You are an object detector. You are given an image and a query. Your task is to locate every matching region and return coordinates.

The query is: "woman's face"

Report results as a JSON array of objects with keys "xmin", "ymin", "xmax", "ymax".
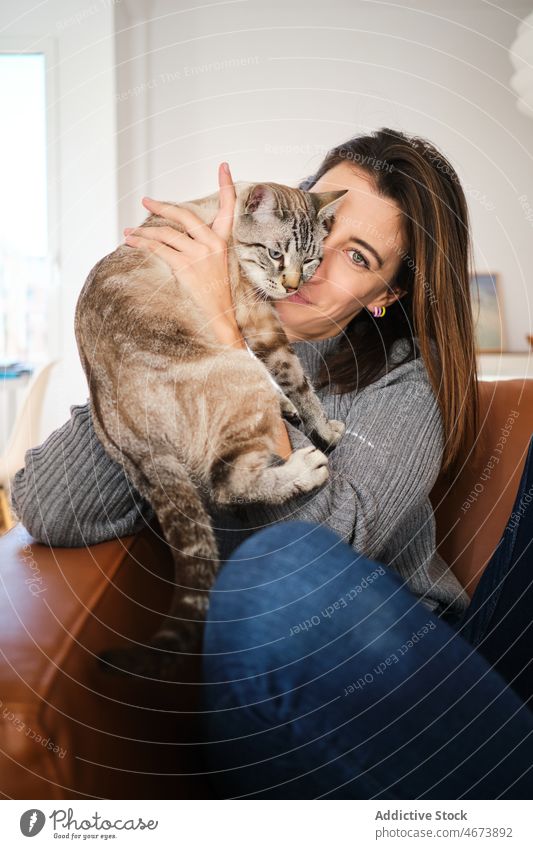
[{"xmin": 273, "ymin": 161, "xmax": 407, "ymax": 342}]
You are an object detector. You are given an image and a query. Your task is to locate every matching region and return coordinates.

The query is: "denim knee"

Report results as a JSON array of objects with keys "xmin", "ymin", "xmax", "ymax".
[
  {"xmin": 210, "ymin": 519, "xmax": 389, "ymax": 601},
  {"xmin": 203, "ymin": 520, "xmax": 408, "ymax": 686}
]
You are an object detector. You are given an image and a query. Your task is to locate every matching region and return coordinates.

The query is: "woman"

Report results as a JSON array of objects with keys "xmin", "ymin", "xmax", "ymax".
[{"xmin": 10, "ymin": 128, "xmax": 533, "ymax": 798}]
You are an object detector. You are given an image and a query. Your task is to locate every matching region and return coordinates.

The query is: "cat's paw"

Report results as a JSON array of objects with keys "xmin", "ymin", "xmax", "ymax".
[
  {"xmin": 278, "ymin": 393, "xmax": 301, "ymax": 424},
  {"xmin": 286, "ymin": 445, "xmax": 329, "ymax": 493},
  {"xmin": 310, "ymin": 419, "xmax": 346, "ymax": 452}
]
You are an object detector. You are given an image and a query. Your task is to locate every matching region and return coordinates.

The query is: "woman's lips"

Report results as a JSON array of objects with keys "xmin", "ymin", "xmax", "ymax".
[{"xmin": 285, "ymin": 289, "xmax": 311, "ymax": 304}]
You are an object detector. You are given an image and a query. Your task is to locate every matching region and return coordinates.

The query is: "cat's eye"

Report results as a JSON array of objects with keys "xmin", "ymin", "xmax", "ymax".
[
  {"xmin": 268, "ymin": 248, "xmax": 283, "ymax": 260},
  {"xmin": 303, "ymin": 257, "xmax": 321, "ymax": 266}
]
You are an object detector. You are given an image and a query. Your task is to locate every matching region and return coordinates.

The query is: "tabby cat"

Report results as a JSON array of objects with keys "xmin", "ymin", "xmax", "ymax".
[{"xmin": 74, "ymin": 181, "xmax": 347, "ymax": 680}]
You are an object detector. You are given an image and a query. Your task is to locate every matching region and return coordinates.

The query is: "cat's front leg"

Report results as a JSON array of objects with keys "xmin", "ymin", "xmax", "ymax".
[
  {"xmin": 275, "ymin": 361, "xmax": 345, "ymax": 451},
  {"xmin": 278, "ymin": 392, "xmax": 301, "ymax": 425},
  {"xmin": 235, "ymin": 299, "xmax": 345, "ymax": 451}
]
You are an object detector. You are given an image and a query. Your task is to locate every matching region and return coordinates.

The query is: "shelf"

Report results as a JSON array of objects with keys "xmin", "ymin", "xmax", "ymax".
[{"xmin": 477, "ymin": 352, "xmax": 533, "ymax": 380}]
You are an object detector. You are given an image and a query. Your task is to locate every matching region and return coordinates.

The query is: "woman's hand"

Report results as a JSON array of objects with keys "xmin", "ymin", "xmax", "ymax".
[{"xmin": 123, "ymin": 162, "xmax": 240, "ymax": 341}]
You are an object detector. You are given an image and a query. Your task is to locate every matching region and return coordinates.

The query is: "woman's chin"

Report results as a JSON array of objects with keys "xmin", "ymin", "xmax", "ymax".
[{"xmin": 276, "ymin": 295, "xmax": 310, "ymax": 309}]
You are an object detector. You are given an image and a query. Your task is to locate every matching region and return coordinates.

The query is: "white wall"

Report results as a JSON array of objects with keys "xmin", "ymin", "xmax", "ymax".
[
  {"xmin": 116, "ymin": 0, "xmax": 533, "ymax": 353},
  {"xmin": 1, "ymin": 0, "xmax": 118, "ymax": 441}
]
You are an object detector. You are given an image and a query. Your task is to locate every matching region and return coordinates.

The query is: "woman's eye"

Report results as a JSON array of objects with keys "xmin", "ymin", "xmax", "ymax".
[
  {"xmin": 347, "ymin": 249, "xmax": 369, "ymax": 269},
  {"xmin": 268, "ymin": 248, "xmax": 283, "ymax": 260}
]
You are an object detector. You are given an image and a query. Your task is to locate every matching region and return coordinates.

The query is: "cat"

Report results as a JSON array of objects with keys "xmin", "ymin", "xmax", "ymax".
[{"xmin": 74, "ymin": 180, "xmax": 347, "ymax": 681}]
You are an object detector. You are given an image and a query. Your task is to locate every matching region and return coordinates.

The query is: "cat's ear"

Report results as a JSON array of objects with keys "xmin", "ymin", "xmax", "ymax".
[
  {"xmin": 311, "ymin": 189, "xmax": 349, "ymax": 219},
  {"xmin": 243, "ymin": 184, "xmax": 279, "ymax": 219}
]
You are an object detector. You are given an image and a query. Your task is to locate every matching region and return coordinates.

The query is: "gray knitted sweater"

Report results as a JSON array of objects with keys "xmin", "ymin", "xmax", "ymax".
[{"xmin": 9, "ymin": 329, "xmax": 470, "ymax": 616}]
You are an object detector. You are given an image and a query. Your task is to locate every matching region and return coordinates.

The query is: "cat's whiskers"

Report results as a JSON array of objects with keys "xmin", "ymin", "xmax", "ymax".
[{"xmin": 240, "ymin": 286, "xmax": 266, "ymax": 309}]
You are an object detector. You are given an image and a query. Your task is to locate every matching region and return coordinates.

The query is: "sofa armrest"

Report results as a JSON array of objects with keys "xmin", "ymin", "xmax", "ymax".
[
  {"xmin": 431, "ymin": 379, "xmax": 533, "ymax": 596},
  {"xmin": 0, "ymin": 520, "xmax": 211, "ymax": 799}
]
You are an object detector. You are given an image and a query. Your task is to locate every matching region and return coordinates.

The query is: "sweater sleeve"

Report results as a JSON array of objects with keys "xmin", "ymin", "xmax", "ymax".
[
  {"xmin": 8, "ymin": 401, "xmax": 155, "ymax": 547},
  {"xmin": 8, "ymin": 359, "xmax": 441, "ymax": 565},
  {"xmin": 240, "ymin": 362, "xmax": 445, "ymax": 563}
]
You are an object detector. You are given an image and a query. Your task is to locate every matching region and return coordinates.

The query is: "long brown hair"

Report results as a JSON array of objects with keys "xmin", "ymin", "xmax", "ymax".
[{"xmin": 298, "ymin": 127, "xmax": 479, "ymax": 478}]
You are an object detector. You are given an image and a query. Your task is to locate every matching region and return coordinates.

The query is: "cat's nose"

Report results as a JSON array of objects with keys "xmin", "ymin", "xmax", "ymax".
[{"xmin": 282, "ymin": 271, "xmax": 301, "ymax": 291}]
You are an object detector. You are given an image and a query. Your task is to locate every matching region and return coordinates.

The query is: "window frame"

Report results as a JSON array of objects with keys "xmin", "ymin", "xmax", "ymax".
[{"xmin": 0, "ymin": 36, "xmax": 60, "ymax": 361}]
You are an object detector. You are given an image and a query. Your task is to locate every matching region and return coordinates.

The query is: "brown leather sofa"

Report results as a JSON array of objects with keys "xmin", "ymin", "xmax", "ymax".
[{"xmin": 1, "ymin": 378, "xmax": 532, "ymax": 799}]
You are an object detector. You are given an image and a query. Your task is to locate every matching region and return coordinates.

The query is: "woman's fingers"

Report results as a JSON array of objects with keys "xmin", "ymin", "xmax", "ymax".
[
  {"xmin": 211, "ymin": 161, "xmax": 236, "ymax": 242},
  {"xmin": 124, "ymin": 225, "xmax": 198, "ymax": 253},
  {"xmin": 138, "ymin": 162, "xmax": 235, "ymax": 249},
  {"xmin": 141, "ymin": 197, "xmax": 222, "ymax": 249},
  {"xmin": 123, "ymin": 233, "xmax": 187, "ymax": 269}
]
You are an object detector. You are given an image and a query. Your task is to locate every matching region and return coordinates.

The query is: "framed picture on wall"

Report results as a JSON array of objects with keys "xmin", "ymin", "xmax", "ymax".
[{"xmin": 469, "ymin": 272, "xmax": 505, "ymax": 353}]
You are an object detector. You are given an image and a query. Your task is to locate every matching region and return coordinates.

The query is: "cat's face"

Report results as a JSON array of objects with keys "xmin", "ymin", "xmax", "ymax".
[{"xmin": 232, "ymin": 183, "xmax": 348, "ymax": 300}]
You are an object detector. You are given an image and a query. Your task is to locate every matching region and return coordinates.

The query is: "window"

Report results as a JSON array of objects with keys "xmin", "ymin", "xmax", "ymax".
[{"xmin": 0, "ymin": 53, "xmax": 50, "ymax": 363}]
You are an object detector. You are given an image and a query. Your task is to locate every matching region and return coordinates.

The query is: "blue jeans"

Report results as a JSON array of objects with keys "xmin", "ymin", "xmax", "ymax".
[{"xmin": 200, "ymin": 436, "xmax": 533, "ymax": 799}]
